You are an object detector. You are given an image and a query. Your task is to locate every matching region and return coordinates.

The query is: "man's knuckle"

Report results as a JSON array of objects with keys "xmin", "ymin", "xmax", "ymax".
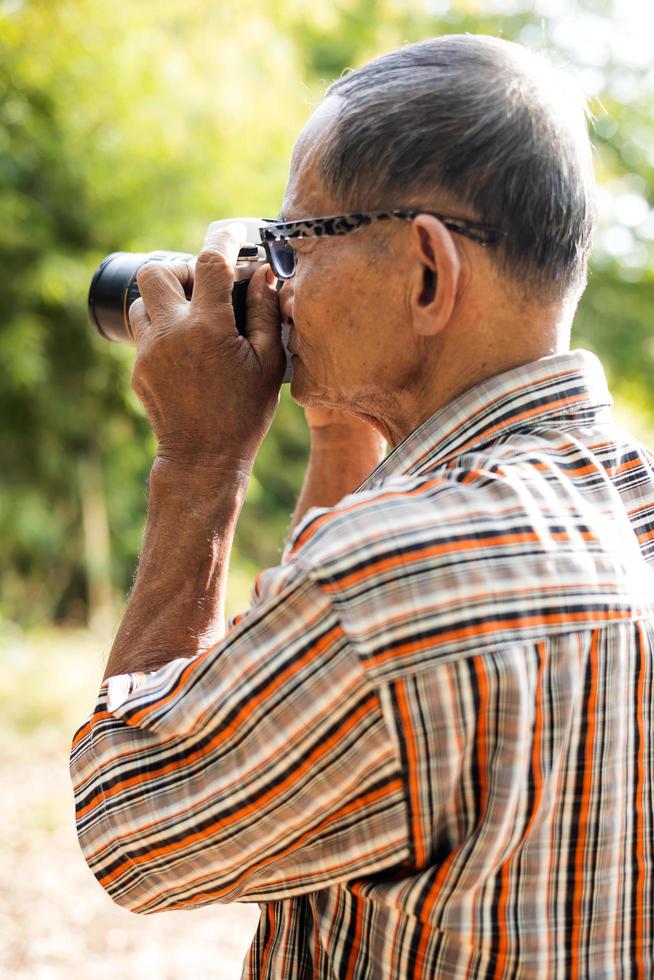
[
  {"xmin": 130, "ymin": 367, "xmax": 145, "ymax": 398},
  {"xmin": 134, "ymin": 335, "xmax": 154, "ymax": 365},
  {"xmin": 196, "ymin": 248, "xmax": 231, "ymax": 275},
  {"xmin": 136, "ymin": 264, "xmax": 158, "ymax": 288}
]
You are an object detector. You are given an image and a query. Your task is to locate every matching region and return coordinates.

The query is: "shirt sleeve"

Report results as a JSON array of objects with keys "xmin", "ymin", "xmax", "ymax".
[{"xmin": 69, "ymin": 560, "xmax": 410, "ymax": 914}]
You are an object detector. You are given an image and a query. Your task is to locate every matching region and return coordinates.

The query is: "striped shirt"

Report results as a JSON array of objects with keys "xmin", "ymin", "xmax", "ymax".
[{"xmin": 70, "ymin": 348, "xmax": 654, "ymax": 978}]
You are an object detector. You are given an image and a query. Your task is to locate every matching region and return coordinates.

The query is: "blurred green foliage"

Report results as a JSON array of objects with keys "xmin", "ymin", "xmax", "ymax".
[{"xmin": 1, "ymin": 0, "xmax": 652, "ymax": 627}]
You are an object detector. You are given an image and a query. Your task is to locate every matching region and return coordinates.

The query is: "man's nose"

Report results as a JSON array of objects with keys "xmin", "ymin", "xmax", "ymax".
[{"xmin": 278, "ymin": 279, "xmax": 294, "ymax": 325}]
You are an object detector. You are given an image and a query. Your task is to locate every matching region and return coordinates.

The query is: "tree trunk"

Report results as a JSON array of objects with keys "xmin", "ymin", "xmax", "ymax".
[{"xmin": 78, "ymin": 452, "xmax": 115, "ymax": 639}]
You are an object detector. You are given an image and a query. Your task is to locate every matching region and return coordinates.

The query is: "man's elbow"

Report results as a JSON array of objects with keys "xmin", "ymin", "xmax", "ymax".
[
  {"xmin": 70, "ymin": 720, "xmax": 258, "ymax": 912},
  {"xmin": 70, "ymin": 727, "xmax": 188, "ymax": 914}
]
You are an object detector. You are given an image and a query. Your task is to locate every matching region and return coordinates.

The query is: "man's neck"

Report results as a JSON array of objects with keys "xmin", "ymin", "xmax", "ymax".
[{"xmin": 373, "ymin": 312, "xmax": 573, "ymax": 447}]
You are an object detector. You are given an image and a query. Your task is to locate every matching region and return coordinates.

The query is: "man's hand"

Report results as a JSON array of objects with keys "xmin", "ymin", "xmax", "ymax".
[
  {"xmin": 101, "ymin": 223, "xmax": 286, "ymax": 681},
  {"xmin": 304, "ymin": 405, "xmax": 386, "ymax": 443},
  {"xmin": 289, "ymin": 406, "xmax": 388, "ymax": 535},
  {"xmin": 129, "ymin": 222, "xmax": 286, "ymax": 474}
]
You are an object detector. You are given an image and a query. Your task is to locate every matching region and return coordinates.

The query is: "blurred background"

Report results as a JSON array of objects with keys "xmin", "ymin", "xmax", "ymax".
[{"xmin": 0, "ymin": 0, "xmax": 652, "ymax": 976}]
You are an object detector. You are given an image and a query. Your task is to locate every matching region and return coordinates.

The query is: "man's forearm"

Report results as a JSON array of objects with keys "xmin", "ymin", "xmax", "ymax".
[
  {"xmin": 102, "ymin": 458, "xmax": 249, "ymax": 682},
  {"xmin": 290, "ymin": 424, "xmax": 387, "ymax": 533}
]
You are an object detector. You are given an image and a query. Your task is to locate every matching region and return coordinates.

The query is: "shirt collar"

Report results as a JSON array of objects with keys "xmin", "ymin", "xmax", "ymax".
[{"xmin": 358, "ymin": 349, "xmax": 613, "ymax": 491}]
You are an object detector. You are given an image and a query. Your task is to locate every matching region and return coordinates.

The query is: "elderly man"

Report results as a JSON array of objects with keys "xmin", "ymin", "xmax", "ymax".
[{"xmin": 71, "ymin": 35, "xmax": 654, "ymax": 979}]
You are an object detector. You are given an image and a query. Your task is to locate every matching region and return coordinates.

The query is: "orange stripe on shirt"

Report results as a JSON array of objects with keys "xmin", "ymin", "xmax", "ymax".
[
  {"xmin": 569, "ymin": 630, "xmax": 598, "ymax": 980},
  {"xmin": 394, "ymin": 679, "xmax": 426, "ymax": 869},
  {"xmin": 366, "ymin": 608, "xmax": 636, "ymax": 671}
]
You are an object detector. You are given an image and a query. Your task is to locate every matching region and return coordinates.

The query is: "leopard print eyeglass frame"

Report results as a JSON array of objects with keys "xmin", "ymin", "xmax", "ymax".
[{"xmin": 258, "ymin": 209, "xmax": 509, "ymax": 280}]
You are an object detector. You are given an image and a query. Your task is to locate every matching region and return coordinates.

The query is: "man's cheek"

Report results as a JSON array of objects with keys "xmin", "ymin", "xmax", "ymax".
[{"xmin": 295, "ymin": 284, "xmax": 328, "ymax": 344}]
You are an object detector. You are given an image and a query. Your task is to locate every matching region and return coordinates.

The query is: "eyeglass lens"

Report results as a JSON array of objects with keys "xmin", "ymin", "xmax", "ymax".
[{"xmin": 267, "ymin": 239, "xmax": 296, "ymax": 280}]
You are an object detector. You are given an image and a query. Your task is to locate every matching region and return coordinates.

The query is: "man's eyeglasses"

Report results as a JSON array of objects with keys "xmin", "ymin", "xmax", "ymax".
[{"xmin": 258, "ymin": 209, "xmax": 509, "ymax": 281}]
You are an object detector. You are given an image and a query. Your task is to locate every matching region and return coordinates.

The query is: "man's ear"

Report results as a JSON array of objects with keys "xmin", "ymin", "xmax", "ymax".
[{"xmin": 409, "ymin": 214, "xmax": 462, "ymax": 337}]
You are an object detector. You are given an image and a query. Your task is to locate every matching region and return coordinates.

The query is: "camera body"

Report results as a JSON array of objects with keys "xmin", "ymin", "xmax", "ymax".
[{"xmin": 87, "ymin": 217, "xmax": 292, "ymax": 382}]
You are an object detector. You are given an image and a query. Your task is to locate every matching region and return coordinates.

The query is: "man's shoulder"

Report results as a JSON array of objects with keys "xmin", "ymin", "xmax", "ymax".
[
  {"xmin": 283, "ymin": 435, "xmax": 652, "ymax": 601},
  {"xmin": 284, "ymin": 456, "xmax": 535, "ymax": 577},
  {"xmin": 270, "ymin": 447, "xmax": 652, "ymax": 675},
  {"xmin": 249, "ymin": 472, "xmax": 463, "ymax": 617}
]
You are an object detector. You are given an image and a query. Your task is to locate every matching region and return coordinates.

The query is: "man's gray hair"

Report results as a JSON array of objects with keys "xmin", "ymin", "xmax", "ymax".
[{"xmin": 321, "ymin": 35, "xmax": 596, "ymax": 301}]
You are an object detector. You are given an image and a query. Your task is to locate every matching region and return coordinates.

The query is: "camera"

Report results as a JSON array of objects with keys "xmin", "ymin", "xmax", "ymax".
[{"xmin": 87, "ymin": 217, "xmax": 292, "ymax": 381}]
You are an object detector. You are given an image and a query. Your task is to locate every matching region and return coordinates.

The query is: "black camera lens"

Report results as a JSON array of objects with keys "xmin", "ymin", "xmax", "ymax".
[
  {"xmin": 88, "ymin": 251, "xmax": 195, "ymax": 344},
  {"xmin": 88, "ymin": 249, "xmax": 254, "ymax": 344}
]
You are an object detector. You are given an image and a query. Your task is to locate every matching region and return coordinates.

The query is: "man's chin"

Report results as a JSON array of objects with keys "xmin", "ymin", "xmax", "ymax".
[
  {"xmin": 289, "ymin": 381, "xmax": 315, "ymax": 409},
  {"xmin": 289, "ymin": 359, "xmax": 310, "ymax": 405},
  {"xmin": 289, "ymin": 367, "xmax": 330, "ymax": 411}
]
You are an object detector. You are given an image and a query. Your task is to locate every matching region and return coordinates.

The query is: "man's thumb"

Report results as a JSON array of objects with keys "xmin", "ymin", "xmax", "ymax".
[{"xmin": 245, "ymin": 264, "xmax": 284, "ymax": 374}]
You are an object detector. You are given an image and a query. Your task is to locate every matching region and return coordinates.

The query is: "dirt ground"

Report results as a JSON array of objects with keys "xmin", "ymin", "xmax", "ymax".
[{"xmin": 0, "ymin": 626, "xmax": 259, "ymax": 979}]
